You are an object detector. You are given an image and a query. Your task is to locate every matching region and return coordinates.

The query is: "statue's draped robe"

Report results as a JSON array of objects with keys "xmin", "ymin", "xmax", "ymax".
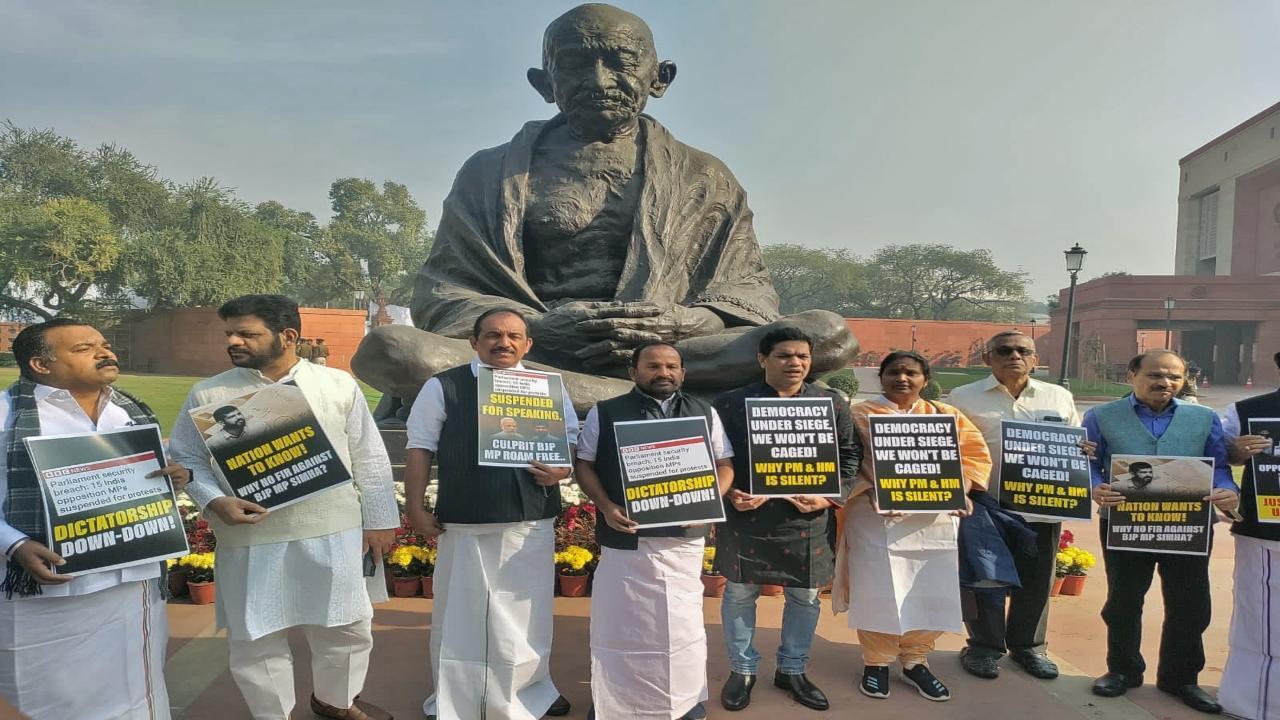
[{"xmin": 413, "ymin": 115, "xmax": 781, "ymax": 337}]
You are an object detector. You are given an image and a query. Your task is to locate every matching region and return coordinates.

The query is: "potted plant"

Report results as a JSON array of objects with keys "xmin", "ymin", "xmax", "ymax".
[
  {"xmin": 555, "ymin": 545, "xmax": 594, "ymax": 597},
  {"xmin": 387, "ymin": 545, "xmax": 426, "ymax": 597},
  {"xmin": 701, "ymin": 546, "xmax": 726, "ymax": 597},
  {"xmin": 180, "ymin": 552, "xmax": 216, "ymax": 605},
  {"xmin": 1051, "ymin": 530, "xmax": 1076, "ymax": 596},
  {"xmin": 1058, "ymin": 546, "xmax": 1095, "ymax": 596},
  {"xmin": 420, "ymin": 546, "xmax": 437, "ymax": 598}
]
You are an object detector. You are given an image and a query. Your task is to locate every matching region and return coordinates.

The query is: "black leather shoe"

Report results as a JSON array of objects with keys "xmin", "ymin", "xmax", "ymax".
[
  {"xmin": 721, "ymin": 672, "xmax": 756, "ymax": 711},
  {"xmin": 680, "ymin": 702, "xmax": 707, "ymax": 720},
  {"xmin": 1157, "ymin": 684, "xmax": 1223, "ymax": 714},
  {"xmin": 773, "ymin": 671, "xmax": 829, "ymax": 711},
  {"xmin": 1092, "ymin": 672, "xmax": 1143, "ymax": 697},
  {"xmin": 959, "ymin": 647, "xmax": 999, "ymax": 679},
  {"xmin": 1011, "ymin": 651, "xmax": 1059, "ymax": 679},
  {"xmin": 545, "ymin": 695, "xmax": 571, "ymax": 717}
]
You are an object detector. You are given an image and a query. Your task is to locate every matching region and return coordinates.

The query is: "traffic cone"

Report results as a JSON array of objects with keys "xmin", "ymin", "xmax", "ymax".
[{"xmin": 1247, "ymin": 376, "xmax": 1254, "ymax": 388}]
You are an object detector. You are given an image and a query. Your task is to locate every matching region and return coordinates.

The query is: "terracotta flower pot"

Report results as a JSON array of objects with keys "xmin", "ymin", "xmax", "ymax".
[
  {"xmin": 1060, "ymin": 574, "xmax": 1087, "ymax": 596},
  {"xmin": 1051, "ymin": 576, "xmax": 1065, "ymax": 597},
  {"xmin": 760, "ymin": 584, "xmax": 784, "ymax": 597},
  {"xmin": 384, "ymin": 564, "xmax": 395, "ymax": 594},
  {"xmin": 392, "ymin": 576, "xmax": 421, "ymax": 598},
  {"xmin": 167, "ymin": 566, "xmax": 189, "ymax": 598},
  {"xmin": 559, "ymin": 572, "xmax": 589, "ymax": 597},
  {"xmin": 421, "ymin": 575, "xmax": 434, "ymax": 599},
  {"xmin": 701, "ymin": 573, "xmax": 727, "ymax": 598},
  {"xmin": 187, "ymin": 580, "xmax": 216, "ymax": 605}
]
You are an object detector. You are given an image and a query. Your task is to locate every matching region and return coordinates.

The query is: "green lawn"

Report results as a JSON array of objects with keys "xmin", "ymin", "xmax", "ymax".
[{"xmin": 0, "ymin": 368, "xmax": 382, "ymax": 430}]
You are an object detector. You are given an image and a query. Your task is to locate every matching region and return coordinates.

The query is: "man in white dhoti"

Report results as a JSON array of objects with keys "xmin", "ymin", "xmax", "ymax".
[
  {"xmin": 574, "ymin": 341, "xmax": 734, "ymax": 720},
  {"xmin": 405, "ymin": 308, "xmax": 578, "ymax": 720},
  {"xmin": 169, "ymin": 295, "xmax": 398, "ymax": 720},
  {"xmin": 1218, "ymin": 349, "xmax": 1280, "ymax": 720},
  {"xmin": 0, "ymin": 319, "xmax": 191, "ymax": 719}
]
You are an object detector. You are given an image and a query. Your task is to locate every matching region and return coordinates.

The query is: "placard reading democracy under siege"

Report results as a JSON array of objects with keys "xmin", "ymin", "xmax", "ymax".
[
  {"xmin": 476, "ymin": 367, "xmax": 572, "ymax": 468},
  {"xmin": 614, "ymin": 417, "xmax": 725, "ymax": 529},
  {"xmin": 1105, "ymin": 454, "xmax": 1213, "ymax": 556},
  {"xmin": 998, "ymin": 420, "xmax": 1092, "ymax": 521},
  {"xmin": 189, "ymin": 382, "xmax": 352, "ymax": 510},
  {"xmin": 25, "ymin": 425, "xmax": 188, "ymax": 575},
  {"xmin": 745, "ymin": 397, "xmax": 840, "ymax": 497},
  {"xmin": 1248, "ymin": 418, "xmax": 1280, "ymax": 523},
  {"xmin": 868, "ymin": 414, "xmax": 966, "ymax": 513}
]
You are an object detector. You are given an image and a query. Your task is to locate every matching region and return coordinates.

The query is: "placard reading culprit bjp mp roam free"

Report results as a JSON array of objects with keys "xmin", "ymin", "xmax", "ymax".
[{"xmin": 868, "ymin": 414, "xmax": 967, "ymax": 513}]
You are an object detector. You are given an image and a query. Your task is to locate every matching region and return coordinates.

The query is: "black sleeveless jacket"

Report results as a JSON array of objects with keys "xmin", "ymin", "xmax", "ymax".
[{"xmin": 1232, "ymin": 390, "xmax": 1280, "ymax": 542}]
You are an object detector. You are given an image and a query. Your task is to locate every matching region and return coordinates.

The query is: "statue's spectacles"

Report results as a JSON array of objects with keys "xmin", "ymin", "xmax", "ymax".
[{"xmin": 993, "ymin": 346, "xmax": 1035, "ymax": 357}]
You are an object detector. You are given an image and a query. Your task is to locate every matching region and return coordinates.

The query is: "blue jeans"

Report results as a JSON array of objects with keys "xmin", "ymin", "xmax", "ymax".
[{"xmin": 721, "ymin": 581, "xmax": 822, "ymax": 675}]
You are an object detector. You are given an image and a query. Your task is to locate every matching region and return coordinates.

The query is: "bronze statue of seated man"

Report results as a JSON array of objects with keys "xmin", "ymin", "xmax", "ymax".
[{"xmin": 354, "ymin": 3, "xmax": 856, "ymax": 416}]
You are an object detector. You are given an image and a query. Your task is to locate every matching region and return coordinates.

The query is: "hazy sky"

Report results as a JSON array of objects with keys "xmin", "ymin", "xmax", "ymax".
[{"xmin": 3, "ymin": 1, "xmax": 1278, "ymax": 300}]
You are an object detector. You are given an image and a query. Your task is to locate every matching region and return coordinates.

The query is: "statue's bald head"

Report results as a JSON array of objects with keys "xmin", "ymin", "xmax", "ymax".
[
  {"xmin": 541, "ymin": 4, "xmax": 656, "ymax": 70},
  {"xmin": 529, "ymin": 3, "xmax": 675, "ymax": 141}
]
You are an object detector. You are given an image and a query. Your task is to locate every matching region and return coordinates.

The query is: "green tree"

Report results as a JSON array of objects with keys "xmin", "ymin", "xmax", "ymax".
[
  {"xmin": 317, "ymin": 178, "xmax": 432, "ymax": 307},
  {"xmin": 0, "ymin": 196, "xmax": 122, "ymax": 319}
]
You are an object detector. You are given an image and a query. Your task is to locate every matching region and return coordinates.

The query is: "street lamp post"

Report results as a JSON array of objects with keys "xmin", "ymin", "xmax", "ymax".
[
  {"xmin": 1163, "ymin": 296, "xmax": 1176, "ymax": 350},
  {"xmin": 1057, "ymin": 244, "xmax": 1088, "ymax": 389},
  {"xmin": 911, "ymin": 324, "xmax": 918, "ymax": 352},
  {"xmin": 1030, "ymin": 318, "xmax": 1037, "ymax": 341}
]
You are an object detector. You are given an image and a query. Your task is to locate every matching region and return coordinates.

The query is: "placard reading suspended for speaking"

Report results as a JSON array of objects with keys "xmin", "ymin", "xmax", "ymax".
[
  {"xmin": 477, "ymin": 367, "xmax": 572, "ymax": 467},
  {"xmin": 614, "ymin": 416, "xmax": 725, "ymax": 529},
  {"xmin": 745, "ymin": 397, "xmax": 840, "ymax": 497},
  {"xmin": 25, "ymin": 425, "xmax": 188, "ymax": 575},
  {"xmin": 1248, "ymin": 418, "xmax": 1280, "ymax": 523},
  {"xmin": 188, "ymin": 382, "xmax": 352, "ymax": 510},
  {"xmin": 868, "ymin": 414, "xmax": 966, "ymax": 513},
  {"xmin": 1105, "ymin": 454, "xmax": 1213, "ymax": 556},
  {"xmin": 998, "ymin": 420, "xmax": 1092, "ymax": 521}
]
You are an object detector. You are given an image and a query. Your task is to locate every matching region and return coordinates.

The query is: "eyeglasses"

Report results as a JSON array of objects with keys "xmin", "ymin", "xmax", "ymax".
[{"xmin": 993, "ymin": 346, "xmax": 1035, "ymax": 357}]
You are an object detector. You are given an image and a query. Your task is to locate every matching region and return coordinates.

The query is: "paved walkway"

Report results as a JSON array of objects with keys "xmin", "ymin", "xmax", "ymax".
[{"xmin": 166, "ymin": 517, "xmax": 1237, "ymax": 720}]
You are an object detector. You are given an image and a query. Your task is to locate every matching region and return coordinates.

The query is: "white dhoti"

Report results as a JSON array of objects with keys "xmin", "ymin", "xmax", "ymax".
[
  {"xmin": 217, "ymin": 527, "xmax": 384, "ymax": 719},
  {"xmin": 1221, "ymin": 534, "xmax": 1280, "ymax": 720},
  {"xmin": 590, "ymin": 537, "xmax": 708, "ymax": 720},
  {"xmin": 425, "ymin": 519, "xmax": 559, "ymax": 720},
  {"xmin": 835, "ymin": 496, "xmax": 963, "ymax": 634},
  {"xmin": 0, "ymin": 579, "xmax": 169, "ymax": 720}
]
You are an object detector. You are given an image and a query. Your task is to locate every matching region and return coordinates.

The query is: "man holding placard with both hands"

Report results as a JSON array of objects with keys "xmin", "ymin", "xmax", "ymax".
[
  {"xmin": 949, "ymin": 330, "xmax": 1095, "ymax": 682},
  {"xmin": 712, "ymin": 327, "xmax": 861, "ymax": 712},
  {"xmin": 574, "ymin": 339, "xmax": 733, "ymax": 720}
]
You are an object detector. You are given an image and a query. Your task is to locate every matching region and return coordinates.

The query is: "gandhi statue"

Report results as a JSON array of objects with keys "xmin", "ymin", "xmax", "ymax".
[{"xmin": 354, "ymin": 3, "xmax": 857, "ymax": 416}]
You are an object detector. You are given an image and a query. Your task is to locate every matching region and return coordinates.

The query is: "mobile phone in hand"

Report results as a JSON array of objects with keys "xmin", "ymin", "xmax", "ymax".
[{"xmin": 362, "ymin": 549, "xmax": 377, "ymax": 578}]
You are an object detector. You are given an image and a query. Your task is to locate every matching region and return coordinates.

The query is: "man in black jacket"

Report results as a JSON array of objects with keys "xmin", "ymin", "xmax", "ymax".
[
  {"xmin": 575, "ymin": 340, "xmax": 734, "ymax": 720},
  {"xmin": 714, "ymin": 327, "xmax": 862, "ymax": 712}
]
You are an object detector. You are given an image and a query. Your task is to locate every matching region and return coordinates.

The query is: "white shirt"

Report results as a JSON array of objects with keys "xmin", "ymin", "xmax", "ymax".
[
  {"xmin": 0, "ymin": 384, "xmax": 159, "ymax": 598},
  {"xmin": 576, "ymin": 393, "xmax": 734, "ymax": 462},
  {"xmin": 947, "ymin": 374, "xmax": 1081, "ymax": 495},
  {"xmin": 406, "ymin": 358, "xmax": 580, "ymax": 452}
]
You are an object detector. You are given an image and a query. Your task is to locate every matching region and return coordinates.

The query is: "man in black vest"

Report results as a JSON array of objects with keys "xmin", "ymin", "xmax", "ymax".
[
  {"xmin": 1218, "ymin": 349, "xmax": 1280, "ymax": 719},
  {"xmin": 575, "ymin": 340, "xmax": 733, "ymax": 720},
  {"xmin": 713, "ymin": 326, "xmax": 862, "ymax": 712},
  {"xmin": 404, "ymin": 307, "xmax": 577, "ymax": 720}
]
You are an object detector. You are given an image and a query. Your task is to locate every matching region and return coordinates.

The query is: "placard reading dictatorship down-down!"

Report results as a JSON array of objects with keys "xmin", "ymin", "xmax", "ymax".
[
  {"xmin": 998, "ymin": 420, "xmax": 1092, "ymax": 521},
  {"xmin": 614, "ymin": 416, "xmax": 725, "ymax": 529},
  {"xmin": 188, "ymin": 382, "xmax": 352, "ymax": 510},
  {"xmin": 25, "ymin": 425, "xmax": 189, "ymax": 575}
]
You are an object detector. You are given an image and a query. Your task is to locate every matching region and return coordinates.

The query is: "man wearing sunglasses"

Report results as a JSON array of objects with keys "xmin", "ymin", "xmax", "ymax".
[{"xmin": 948, "ymin": 331, "xmax": 1086, "ymax": 682}]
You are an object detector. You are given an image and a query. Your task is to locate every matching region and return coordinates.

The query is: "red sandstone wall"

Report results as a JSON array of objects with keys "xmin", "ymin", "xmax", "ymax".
[
  {"xmin": 844, "ymin": 319, "xmax": 1050, "ymax": 367},
  {"xmin": 117, "ymin": 307, "xmax": 364, "ymax": 376}
]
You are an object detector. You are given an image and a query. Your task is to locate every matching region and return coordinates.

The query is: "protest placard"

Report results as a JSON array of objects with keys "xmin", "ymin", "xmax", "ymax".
[
  {"xmin": 1248, "ymin": 418, "xmax": 1280, "ymax": 523},
  {"xmin": 868, "ymin": 414, "xmax": 966, "ymax": 513},
  {"xmin": 1105, "ymin": 454, "xmax": 1213, "ymax": 555},
  {"xmin": 25, "ymin": 425, "xmax": 188, "ymax": 575},
  {"xmin": 188, "ymin": 382, "xmax": 351, "ymax": 510},
  {"xmin": 477, "ymin": 367, "xmax": 572, "ymax": 467},
  {"xmin": 614, "ymin": 417, "xmax": 725, "ymax": 529},
  {"xmin": 745, "ymin": 397, "xmax": 840, "ymax": 497},
  {"xmin": 997, "ymin": 420, "xmax": 1091, "ymax": 521}
]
